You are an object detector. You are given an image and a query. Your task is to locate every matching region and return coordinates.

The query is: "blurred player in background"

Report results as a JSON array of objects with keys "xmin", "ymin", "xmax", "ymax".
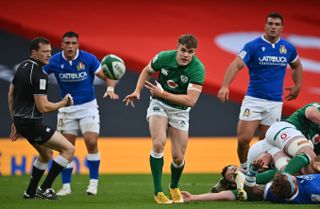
[
  {"xmin": 123, "ymin": 34, "xmax": 205, "ymax": 204},
  {"xmin": 8, "ymin": 37, "xmax": 75, "ymax": 200},
  {"xmin": 44, "ymin": 31, "xmax": 119, "ymax": 196},
  {"xmin": 217, "ymin": 12, "xmax": 303, "ymax": 169}
]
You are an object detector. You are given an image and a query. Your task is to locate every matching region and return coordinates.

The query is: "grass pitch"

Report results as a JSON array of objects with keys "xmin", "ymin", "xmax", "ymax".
[{"xmin": 0, "ymin": 173, "xmax": 318, "ymax": 209}]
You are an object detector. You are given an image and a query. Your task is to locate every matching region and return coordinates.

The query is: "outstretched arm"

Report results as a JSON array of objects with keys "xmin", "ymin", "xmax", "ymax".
[{"xmin": 181, "ymin": 190, "xmax": 236, "ymax": 202}]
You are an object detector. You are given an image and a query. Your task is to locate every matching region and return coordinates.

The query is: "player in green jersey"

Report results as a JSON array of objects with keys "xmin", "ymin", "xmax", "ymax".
[{"xmin": 123, "ymin": 34, "xmax": 205, "ymax": 204}]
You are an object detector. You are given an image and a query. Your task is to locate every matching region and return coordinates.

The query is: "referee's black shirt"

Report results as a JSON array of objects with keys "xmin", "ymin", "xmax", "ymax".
[{"xmin": 12, "ymin": 58, "xmax": 48, "ymax": 119}]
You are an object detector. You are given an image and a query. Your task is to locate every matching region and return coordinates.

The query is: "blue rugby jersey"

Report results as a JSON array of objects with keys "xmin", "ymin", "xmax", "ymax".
[
  {"xmin": 44, "ymin": 50, "xmax": 101, "ymax": 105},
  {"xmin": 265, "ymin": 174, "xmax": 320, "ymax": 204},
  {"xmin": 238, "ymin": 35, "xmax": 298, "ymax": 102}
]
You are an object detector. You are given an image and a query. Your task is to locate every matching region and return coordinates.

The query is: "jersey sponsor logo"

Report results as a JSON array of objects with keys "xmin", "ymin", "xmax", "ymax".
[
  {"xmin": 311, "ymin": 194, "xmax": 320, "ymax": 202},
  {"xmin": 76, "ymin": 61, "xmax": 86, "ymax": 70},
  {"xmin": 258, "ymin": 56, "xmax": 287, "ymax": 66},
  {"xmin": 280, "ymin": 133, "xmax": 288, "ymax": 140},
  {"xmin": 39, "ymin": 79, "xmax": 46, "ymax": 90},
  {"xmin": 167, "ymin": 80, "xmax": 178, "ymax": 89},
  {"xmin": 161, "ymin": 68, "xmax": 168, "ymax": 76},
  {"xmin": 279, "ymin": 45, "xmax": 287, "ymax": 54},
  {"xmin": 180, "ymin": 75, "xmax": 188, "ymax": 83},
  {"xmin": 312, "ymin": 134, "xmax": 320, "ymax": 145},
  {"xmin": 58, "ymin": 72, "xmax": 88, "ymax": 82}
]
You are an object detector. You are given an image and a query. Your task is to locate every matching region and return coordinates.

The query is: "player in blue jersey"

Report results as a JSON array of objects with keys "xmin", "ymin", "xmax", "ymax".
[
  {"xmin": 43, "ymin": 31, "xmax": 119, "ymax": 196},
  {"xmin": 182, "ymin": 160, "xmax": 320, "ymax": 204},
  {"xmin": 217, "ymin": 12, "xmax": 303, "ymax": 169}
]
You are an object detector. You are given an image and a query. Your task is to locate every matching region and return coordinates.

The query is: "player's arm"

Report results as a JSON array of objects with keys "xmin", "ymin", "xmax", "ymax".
[
  {"xmin": 305, "ymin": 105, "xmax": 320, "ymax": 125},
  {"xmin": 217, "ymin": 56, "xmax": 245, "ymax": 103},
  {"xmin": 286, "ymin": 58, "xmax": 303, "ymax": 101},
  {"xmin": 181, "ymin": 190, "xmax": 236, "ymax": 202},
  {"xmin": 8, "ymin": 84, "xmax": 14, "ymax": 118},
  {"xmin": 34, "ymin": 94, "xmax": 72, "ymax": 113},
  {"xmin": 95, "ymin": 68, "xmax": 119, "ymax": 99},
  {"xmin": 8, "ymin": 83, "xmax": 19, "ymax": 141},
  {"xmin": 123, "ymin": 64, "xmax": 153, "ymax": 107},
  {"xmin": 144, "ymin": 81, "xmax": 202, "ymax": 107}
]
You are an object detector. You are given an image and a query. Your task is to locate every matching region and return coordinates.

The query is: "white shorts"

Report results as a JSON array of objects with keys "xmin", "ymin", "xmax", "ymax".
[
  {"xmin": 265, "ymin": 121, "xmax": 304, "ymax": 151},
  {"xmin": 146, "ymin": 99, "xmax": 190, "ymax": 132},
  {"xmin": 57, "ymin": 99, "xmax": 100, "ymax": 135},
  {"xmin": 247, "ymin": 139, "xmax": 281, "ymax": 167},
  {"xmin": 239, "ymin": 96, "xmax": 282, "ymax": 125}
]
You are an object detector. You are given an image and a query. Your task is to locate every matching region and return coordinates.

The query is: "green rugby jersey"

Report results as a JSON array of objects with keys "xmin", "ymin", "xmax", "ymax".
[
  {"xmin": 286, "ymin": 102, "xmax": 320, "ymax": 154},
  {"xmin": 150, "ymin": 50, "xmax": 205, "ymax": 109}
]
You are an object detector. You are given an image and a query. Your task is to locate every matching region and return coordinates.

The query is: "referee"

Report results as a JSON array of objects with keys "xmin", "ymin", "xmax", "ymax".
[{"xmin": 8, "ymin": 37, "xmax": 75, "ymax": 200}]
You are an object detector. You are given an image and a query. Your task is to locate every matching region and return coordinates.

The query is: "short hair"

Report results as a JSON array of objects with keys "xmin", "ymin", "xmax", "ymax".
[
  {"xmin": 178, "ymin": 34, "xmax": 198, "ymax": 49},
  {"xmin": 271, "ymin": 173, "xmax": 293, "ymax": 199},
  {"xmin": 266, "ymin": 12, "xmax": 284, "ymax": 25},
  {"xmin": 29, "ymin": 37, "xmax": 50, "ymax": 52},
  {"xmin": 221, "ymin": 164, "xmax": 234, "ymax": 178},
  {"xmin": 62, "ymin": 31, "xmax": 79, "ymax": 39}
]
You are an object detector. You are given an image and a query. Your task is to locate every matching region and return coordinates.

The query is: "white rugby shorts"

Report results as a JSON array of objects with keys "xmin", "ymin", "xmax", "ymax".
[
  {"xmin": 146, "ymin": 99, "xmax": 190, "ymax": 132},
  {"xmin": 57, "ymin": 99, "xmax": 100, "ymax": 135},
  {"xmin": 239, "ymin": 96, "xmax": 282, "ymax": 125}
]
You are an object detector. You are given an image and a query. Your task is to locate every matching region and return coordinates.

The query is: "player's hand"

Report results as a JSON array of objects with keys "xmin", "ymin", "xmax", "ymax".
[
  {"xmin": 123, "ymin": 92, "xmax": 140, "ymax": 107},
  {"xmin": 64, "ymin": 94, "xmax": 74, "ymax": 106},
  {"xmin": 285, "ymin": 86, "xmax": 300, "ymax": 101},
  {"xmin": 103, "ymin": 88, "xmax": 119, "ymax": 100},
  {"xmin": 9, "ymin": 123, "xmax": 19, "ymax": 141},
  {"xmin": 217, "ymin": 87, "xmax": 229, "ymax": 103},
  {"xmin": 144, "ymin": 81, "xmax": 163, "ymax": 98},
  {"xmin": 181, "ymin": 191, "xmax": 193, "ymax": 202},
  {"xmin": 250, "ymin": 159, "xmax": 264, "ymax": 172}
]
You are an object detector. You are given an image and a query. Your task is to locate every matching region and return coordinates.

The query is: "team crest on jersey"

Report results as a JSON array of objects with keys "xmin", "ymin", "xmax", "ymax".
[
  {"xmin": 161, "ymin": 68, "xmax": 168, "ymax": 76},
  {"xmin": 243, "ymin": 108, "xmax": 251, "ymax": 117},
  {"xmin": 76, "ymin": 62, "xmax": 85, "ymax": 70},
  {"xmin": 279, "ymin": 45, "xmax": 287, "ymax": 54},
  {"xmin": 167, "ymin": 80, "xmax": 179, "ymax": 89},
  {"xmin": 180, "ymin": 75, "xmax": 188, "ymax": 83}
]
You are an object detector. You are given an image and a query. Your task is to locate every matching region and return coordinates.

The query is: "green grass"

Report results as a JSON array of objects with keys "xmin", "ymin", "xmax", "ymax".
[{"xmin": 0, "ymin": 174, "xmax": 318, "ymax": 209}]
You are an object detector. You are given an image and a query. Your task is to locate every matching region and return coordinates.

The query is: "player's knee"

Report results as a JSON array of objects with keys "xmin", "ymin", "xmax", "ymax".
[
  {"xmin": 286, "ymin": 137, "xmax": 314, "ymax": 158},
  {"xmin": 152, "ymin": 139, "xmax": 166, "ymax": 152}
]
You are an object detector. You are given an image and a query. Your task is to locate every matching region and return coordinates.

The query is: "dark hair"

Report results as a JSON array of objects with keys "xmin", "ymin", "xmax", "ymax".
[
  {"xmin": 62, "ymin": 31, "xmax": 79, "ymax": 39},
  {"xmin": 29, "ymin": 37, "xmax": 50, "ymax": 52},
  {"xmin": 266, "ymin": 12, "xmax": 284, "ymax": 25},
  {"xmin": 221, "ymin": 164, "xmax": 233, "ymax": 177},
  {"xmin": 271, "ymin": 173, "xmax": 293, "ymax": 199},
  {"xmin": 178, "ymin": 34, "xmax": 198, "ymax": 49}
]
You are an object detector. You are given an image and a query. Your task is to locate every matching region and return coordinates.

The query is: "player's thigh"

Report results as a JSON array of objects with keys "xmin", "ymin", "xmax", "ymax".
[
  {"xmin": 284, "ymin": 137, "xmax": 315, "ymax": 158},
  {"xmin": 265, "ymin": 121, "xmax": 303, "ymax": 150},
  {"xmin": 57, "ymin": 112, "xmax": 79, "ymax": 136},
  {"xmin": 79, "ymin": 109, "xmax": 100, "ymax": 135},
  {"xmin": 44, "ymin": 131, "xmax": 74, "ymax": 154},
  {"xmin": 168, "ymin": 127, "xmax": 188, "ymax": 158},
  {"xmin": 237, "ymin": 120, "xmax": 260, "ymax": 142},
  {"xmin": 261, "ymin": 101, "xmax": 282, "ymax": 126},
  {"xmin": 147, "ymin": 99, "xmax": 169, "ymax": 140}
]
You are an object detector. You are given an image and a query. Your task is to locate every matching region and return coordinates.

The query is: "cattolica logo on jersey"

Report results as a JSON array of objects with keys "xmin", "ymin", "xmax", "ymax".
[
  {"xmin": 77, "ymin": 62, "xmax": 86, "ymax": 70},
  {"xmin": 279, "ymin": 45, "xmax": 287, "ymax": 54},
  {"xmin": 167, "ymin": 80, "xmax": 178, "ymax": 89},
  {"xmin": 180, "ymin": 75, "xmax": 188, "ymax": 83}
]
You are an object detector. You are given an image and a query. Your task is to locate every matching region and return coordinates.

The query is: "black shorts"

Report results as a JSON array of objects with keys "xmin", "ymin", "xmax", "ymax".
[{"xmin": 13, "ymin": 117, "xmax": 55, "ymax": 145}]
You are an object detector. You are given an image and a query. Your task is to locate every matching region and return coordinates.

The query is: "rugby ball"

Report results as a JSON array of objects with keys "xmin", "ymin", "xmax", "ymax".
[{"xmin": 101, "ymin": 54, "xmax": 126, "ymax": 80}]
